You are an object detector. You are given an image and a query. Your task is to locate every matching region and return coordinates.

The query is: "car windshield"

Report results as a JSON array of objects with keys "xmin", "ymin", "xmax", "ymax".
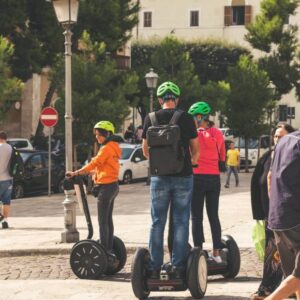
[
  {"xmin": 7, "ymin": 140, "xmax": 28, "ymax": 148},
  {"xmin": 19, "ymin": 152, "xmax": 32, "ymax": 162},
  {"xmin": 121, "ymin": 147, "xmax": 135, "ymax": 160},
  {"xmin": 235, "ymin": 138, "xmax": 258, "ymax": 149}
]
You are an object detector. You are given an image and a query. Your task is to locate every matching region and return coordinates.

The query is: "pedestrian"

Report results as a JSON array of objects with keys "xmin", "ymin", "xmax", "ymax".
[
  {"xmin": 142, "ymin": 81, "xmax": 199, "ymax": 279},
  {"xmin": 264, "ymin": 129, "xmax": 300, "ymax": 300},
  {"xmin": 124, "ymin": 126, "xmax": 134, "ymax": 143},
  {"xmin": 66, "ymin": 121, "xmax": 121, "ymax": 260},
  {"xmin": 250, "ymin": 123, "xmax": 295, "ymax": 300},
  {"xmin": 0, "ymin": 131, "xmax": 13, "ymax": 229},
  {"xmin": 224, "ymin": 141, "xmax": 240, "ymax": 188},
  {"xmin": 135, "ymin": 125, "xmax": 143, "ymax": 143},
  {"xmin": 188, "ymin": 101, "xmax": 226, "ymax": 263}
]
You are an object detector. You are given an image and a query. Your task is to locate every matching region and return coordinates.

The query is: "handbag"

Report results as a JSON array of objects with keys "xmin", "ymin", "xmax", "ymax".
[
  {"xmin": 211, "ymin": 129, "xmax": 226, "ymax": 173},
  {"xmin": 252, "ymin": 220, "xmax": 266, "ymax": 262}
]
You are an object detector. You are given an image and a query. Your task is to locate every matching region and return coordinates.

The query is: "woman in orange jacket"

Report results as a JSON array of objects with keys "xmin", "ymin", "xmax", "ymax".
[{"xmin": 67, "ymin": 120, "xmax": 121, "ymax": 256}]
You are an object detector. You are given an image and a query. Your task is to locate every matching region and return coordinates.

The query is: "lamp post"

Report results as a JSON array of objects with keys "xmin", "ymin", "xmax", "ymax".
[
  {"xmin": 145, "ymin": 68, "xmax": 158, "ymax": 185},
  {"xmin": 52, "ymin": 0, "xmax": 79, "ymax": 243},
  {"xmin": 145, "ymin": 68, "xmax": 158, "ymax": 113}
]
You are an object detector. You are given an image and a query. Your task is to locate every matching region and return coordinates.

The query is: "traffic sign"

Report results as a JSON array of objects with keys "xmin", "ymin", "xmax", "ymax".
[{"xmin": 40, "ymin": 107, "xmax": 59, "ymax": 127}]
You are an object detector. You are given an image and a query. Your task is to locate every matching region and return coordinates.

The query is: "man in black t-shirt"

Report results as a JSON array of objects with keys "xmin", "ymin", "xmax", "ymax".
[
  {"xmin": 142, "ymin": 81, "xmax": 199, "ymax": 279},
  {"xmin": 266, "ymin": 130, "xmax": 300, "ymax": 300}
]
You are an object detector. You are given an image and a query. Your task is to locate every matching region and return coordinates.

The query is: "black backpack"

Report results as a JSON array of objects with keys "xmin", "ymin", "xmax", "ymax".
[
  {"xmin": 146, "ymin": 110, "xmax": 185, "ymax": 176},
  {"xmin": 9, "ymin": 146, "xmax": 24, "ymax": 177}
]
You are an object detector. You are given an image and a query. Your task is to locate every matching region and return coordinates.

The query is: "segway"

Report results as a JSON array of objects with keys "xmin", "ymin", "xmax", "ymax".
[
  {"xmin": 65, "ymin": 176, "xmax": 127, "ymax": 279},
  {"xmin": 131, "ymin": 246, "xmax": 207, "ymax": 299},
  {"xmin": 168, "ymin": 205, "xmax": 241, "ymax": 279}
]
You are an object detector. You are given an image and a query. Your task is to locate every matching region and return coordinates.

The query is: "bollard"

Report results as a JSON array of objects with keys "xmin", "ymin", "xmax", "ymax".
[{"xmin": 61, "ymin": 178, "xmax": 79, "ymax": 243}]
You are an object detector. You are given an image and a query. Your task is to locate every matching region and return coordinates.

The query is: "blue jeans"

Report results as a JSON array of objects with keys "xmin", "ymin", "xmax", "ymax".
[
  {"xmin": 0, "ymin": 179, "xmax": 13, "ymax": 205},
  {"xmin": 149, "ymin": 175, "xmax": 193, "ymax": 270},
  {"xmin": 225, "ymin": 166, "xmax": 239, "ymax": 186}
]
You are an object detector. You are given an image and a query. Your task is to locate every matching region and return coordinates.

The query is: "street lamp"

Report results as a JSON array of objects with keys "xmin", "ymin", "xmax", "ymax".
[
  {"xmin": 52, "ymin": 0, "xmax": 79, "ymax": 243},
  {"xmin": 145, "ymin": 68, "xmax": 158, "ymax": 112}
]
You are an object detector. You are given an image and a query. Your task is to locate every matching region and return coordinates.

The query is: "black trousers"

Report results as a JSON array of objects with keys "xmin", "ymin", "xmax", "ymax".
[
  {"xmin": 191, "ymin": 174, "xmax": 223, "ymax": 250},
  {"xmin": 97, "ymin": 182, "xmax": 119, "ymax": 252}
]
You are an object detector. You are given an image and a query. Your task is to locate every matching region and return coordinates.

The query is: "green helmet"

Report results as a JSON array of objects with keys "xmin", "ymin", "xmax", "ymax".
[
  {"xmin": 188, "ymin": 101, "xmax": 211, "ymax": 116},
  {"xmin": 94, "ymin": 120, "xmax": 115, "ymax": 134},
  {"xmin": 156, "ymin": 81, "xmax": 181, "ymax": 97}
]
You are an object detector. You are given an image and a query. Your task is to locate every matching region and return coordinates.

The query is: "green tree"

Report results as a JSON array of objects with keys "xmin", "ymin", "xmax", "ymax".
[
  {"xmin": 245, "ymin": 0, "xmax": 300, "ymax": 98},
  {"xmin": 52, "ymin": 32, "xmax": 139, "ymax": 146},
  {"xmin": 0, "ymin": 36, "xmax": 23, "ymax": 121},
  {"xmin": 225, "ymin": 55, "xmax": 272, "ymax": 171}
]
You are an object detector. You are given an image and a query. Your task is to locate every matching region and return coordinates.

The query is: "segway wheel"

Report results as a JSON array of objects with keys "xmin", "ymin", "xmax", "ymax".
[
  {"xmin": 221, "ymin": 235, "xmax": 240, "ymax": 279},
  {"xmin": 105, "ymin": 236, "xmax": 127, "ymax": 275},
  {"xmin": 186, "ymin": 248, "xmax": 207, "ymax": 299},
  {"xmin": 70, "ymin": 240, "xmax": 108, "ymax": 279},
  {"xmin": 131, "ymin": 248, "xmax": 150, "ymax": 300}
]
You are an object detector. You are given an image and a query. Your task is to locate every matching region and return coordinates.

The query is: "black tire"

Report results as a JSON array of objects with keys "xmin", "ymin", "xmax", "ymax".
[
  {"xmin": 12, "ymin": 183, "xmax": 24, "ymax": 199},
  {"xmin": 123, "ymin": 170, "xmax": 132, "ymax": 184},
  {"xmin": 221, "ymin": 235, "xmax": 240, "ymax": 279},
  {"xmin": 70, "ymin": 240, "xmax": 108, "ymax": 279},
  {"xmin": 105, "ymin": 236, "xmax": 127, "ymax": 275},
  {"xmin": 54, "ymin": 178, "xmax": 64, "ymax": 193},
  {"xmin": 186, "ymin": 248, "xmax": 207, "ymax": 299},
  {"xmin": 131, "ymin": 248, "xmax": 150, "ymax": 299}
]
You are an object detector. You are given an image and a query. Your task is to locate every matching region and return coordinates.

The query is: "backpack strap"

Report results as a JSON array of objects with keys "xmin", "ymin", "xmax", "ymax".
[
  {"xmin": 169, "ymin": 110, "xmax": 183, "ymax": 125},
  {"xmin": 149, "ymin": 112, "xmax": 159, "ymax": 126}
]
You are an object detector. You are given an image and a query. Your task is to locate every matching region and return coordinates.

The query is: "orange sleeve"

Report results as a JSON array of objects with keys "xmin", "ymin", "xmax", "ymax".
[{"xmin": 81, "ymin": 145, "xmax": 109, "ymax": 173}]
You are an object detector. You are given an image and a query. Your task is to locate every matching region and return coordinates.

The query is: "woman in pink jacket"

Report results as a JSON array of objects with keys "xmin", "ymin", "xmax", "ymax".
[{"xmin": 188, "ymin": 101, "xmax": 226, "ymax": 263}]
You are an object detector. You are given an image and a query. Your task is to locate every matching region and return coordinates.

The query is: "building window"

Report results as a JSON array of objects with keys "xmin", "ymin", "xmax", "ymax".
[
  {"xmin": 143, "ymin": 12, "xmax": 152, "ymax": 27},
  {"xmin": 190, "ymin": 10, "xmax": 199, "ymax": 27},
  {"xmin": 232, "ymin": 6, "xmax": 245, "ymax": 25},
  {"xmin": 224, "ymin": 5, "xmax": 252, "ymax": 26}
]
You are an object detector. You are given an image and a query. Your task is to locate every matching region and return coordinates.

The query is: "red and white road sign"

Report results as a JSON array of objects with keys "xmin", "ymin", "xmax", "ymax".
[{"xmin": 40, "ymin": 107, "xmax": 58, "ymax": 127}]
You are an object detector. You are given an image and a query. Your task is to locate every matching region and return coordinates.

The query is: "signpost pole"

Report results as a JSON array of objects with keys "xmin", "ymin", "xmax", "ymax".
[{"xmin": 48, "ymin": 127, "xmax": 52, "ymax": 197}]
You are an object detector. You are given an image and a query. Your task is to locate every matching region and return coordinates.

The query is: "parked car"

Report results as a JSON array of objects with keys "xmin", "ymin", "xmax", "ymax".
[
  {"xmin": 235, "ymin": 135, "xmax": 270, "ymax": 168},
  {"xmin": 7, "ymin": 138, "xmax": 34, "ymax": 150},
  {"xmin": 12, "ymin": 150, "xmax": 65, "ymax": 199},
  {"xmin": 119, "ymin": 143, "xmax": 148, "ymax": 184}
]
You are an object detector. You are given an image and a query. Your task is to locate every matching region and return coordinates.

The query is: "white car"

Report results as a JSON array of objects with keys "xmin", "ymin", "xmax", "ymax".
[
  {"xmin": 7, "ymin": 138, "xmax": 34, "ymax": 150},
  {"xmin": 119, "ymin": 143, "xmax": 148, "ymax": 183}
]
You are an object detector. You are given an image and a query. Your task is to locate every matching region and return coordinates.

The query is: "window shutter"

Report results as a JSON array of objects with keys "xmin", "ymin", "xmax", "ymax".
[
  {"xmin": 245, "ymin": 5, "xmax": 252, "ymax": 25},
  {"xmin": 224, "ymin": 6, "xmax": 232, "ymax": 26}
]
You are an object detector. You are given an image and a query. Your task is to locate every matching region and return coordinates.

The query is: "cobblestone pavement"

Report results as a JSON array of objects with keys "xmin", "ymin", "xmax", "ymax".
[{"xmin": 0, "ymin": 248, "xmax": 262, "ymax": 282}]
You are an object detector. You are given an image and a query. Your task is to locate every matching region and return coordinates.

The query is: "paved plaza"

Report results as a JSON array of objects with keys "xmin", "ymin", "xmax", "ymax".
[{"xmin": 0, "ymin": 172, "xmax": 272, "ymax": 299}]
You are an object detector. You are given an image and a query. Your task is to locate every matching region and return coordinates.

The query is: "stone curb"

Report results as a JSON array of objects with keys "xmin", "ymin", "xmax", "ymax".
[
  {"xmin": 0, "ymin": 246, "xmax": 255, "ymax": 258},
  {"xmin": 0, "ymin": 246, "xmax": 138, "ymax": 257}
]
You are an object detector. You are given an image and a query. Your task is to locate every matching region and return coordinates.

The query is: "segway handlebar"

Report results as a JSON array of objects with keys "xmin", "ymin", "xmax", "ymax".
[{"xmin": 64, "ymin": 175, "xmax": 93, "ymax": 239}]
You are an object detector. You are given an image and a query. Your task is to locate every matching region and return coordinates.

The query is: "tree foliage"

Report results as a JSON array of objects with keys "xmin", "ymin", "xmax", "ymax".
[
  {"xmin": 0, "ymin": 0, "xmax": 140, "ymax": 80},
  {"xmin": 0, "ymin": 36, "xmax": 23, "ymax": 121},
  {"xmin": 52, "ymin": 32, "xmax": 139, "ymax": 145},
  {"xmin": 245, "ymin": 0, "xmax": 300, "ymax": 98},
  {"xmin": 131, "ymin": 37, "xmax": 249, "ymax": 122}
]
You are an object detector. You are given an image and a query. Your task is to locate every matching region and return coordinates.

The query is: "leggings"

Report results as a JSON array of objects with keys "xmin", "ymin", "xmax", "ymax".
[
  {"xmin": 97, "ymin": 182, "xmax": 119, "ymax": 252},
  {"xmin": 191, "ymin": 174, "xmax": 223, "ymax": 250}
]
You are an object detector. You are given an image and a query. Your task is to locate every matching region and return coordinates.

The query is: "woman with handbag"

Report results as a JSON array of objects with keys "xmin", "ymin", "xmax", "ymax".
[
  {"xmin": 250, "ymin": 123, "xmax": 295, "ymax": 300},
  {"xmin": 188, "ymin": 101, "xmax": 226, "ymax": 263}
]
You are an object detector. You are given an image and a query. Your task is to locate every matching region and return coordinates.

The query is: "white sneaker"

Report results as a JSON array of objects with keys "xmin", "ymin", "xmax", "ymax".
[{"xmin": 210, "ymin": 255, "xmax": 222, "ymax": 263}]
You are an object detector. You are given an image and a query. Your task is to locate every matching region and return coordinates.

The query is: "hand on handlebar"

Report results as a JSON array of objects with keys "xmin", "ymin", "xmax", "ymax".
[{"xmin": 66, "ymin": 171, "xmax": 75, "ymax": 178}]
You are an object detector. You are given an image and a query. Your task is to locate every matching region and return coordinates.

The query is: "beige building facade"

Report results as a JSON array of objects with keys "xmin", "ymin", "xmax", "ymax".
[{"xmin": 132, "ymin": 0, "xmax": 300, "ymax": 129}]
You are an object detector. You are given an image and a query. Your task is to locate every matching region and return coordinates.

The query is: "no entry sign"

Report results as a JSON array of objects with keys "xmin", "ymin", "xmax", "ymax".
[{"xmin": 40, "ymin": 107, "xmax": 58, "ymax": 127}]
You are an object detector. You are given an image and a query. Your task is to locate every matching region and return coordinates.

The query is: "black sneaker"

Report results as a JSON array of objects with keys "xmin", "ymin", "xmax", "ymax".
[
  {"xmin": 0, "ymin": 214, "xmax": 4, "ymax": 222},
  {"xmin": 2, "ymin": 221, "xmax": 8, "ymax": 229},
  {"xmin": 224, "ymin": 184, "xmax": 229, "ymax": 188},
  {"xmin": 171, "ymin": 266, "xmax": 185, "ymax": 280}
]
